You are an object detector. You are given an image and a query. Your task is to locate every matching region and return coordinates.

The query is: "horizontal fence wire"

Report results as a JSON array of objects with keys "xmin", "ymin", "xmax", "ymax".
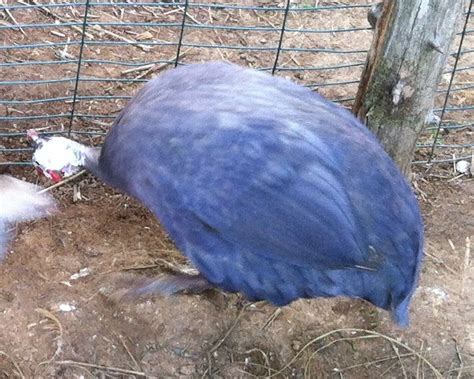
[
  {"xmin": 0, "ymin": 2, "xmax": 374, "ymax": 11},
  {"xmin": 0, "ymin": 1, "xmax": 472, "ymax": 169}
]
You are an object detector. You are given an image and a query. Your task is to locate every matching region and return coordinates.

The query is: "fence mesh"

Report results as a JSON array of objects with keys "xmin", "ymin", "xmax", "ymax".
[{"xmin": 0, "ymin": 1, "xmax": 472, "ymax": 169}]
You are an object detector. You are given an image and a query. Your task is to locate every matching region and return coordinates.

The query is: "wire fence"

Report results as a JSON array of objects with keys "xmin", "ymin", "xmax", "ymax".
[{"xmin": 0, "ymin": 1, "xmax": 472, "ymax": 170}]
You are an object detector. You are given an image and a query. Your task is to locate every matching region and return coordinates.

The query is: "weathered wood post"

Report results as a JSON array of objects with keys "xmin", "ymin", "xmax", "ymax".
[{"xmin": 353, "ymin": 0, "xmax": 464, "ymax": 175}]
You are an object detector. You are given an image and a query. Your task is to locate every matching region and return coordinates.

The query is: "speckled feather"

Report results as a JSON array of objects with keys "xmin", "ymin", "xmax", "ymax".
[{"xmin": 95, "ymin": 62, "xmax": 423, "ymax": 325}]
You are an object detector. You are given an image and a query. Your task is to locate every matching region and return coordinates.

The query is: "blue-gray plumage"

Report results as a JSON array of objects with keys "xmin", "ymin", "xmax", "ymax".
[{"xmin": 31, "ymin": 62, "xmax": 424, "ymax": 326}]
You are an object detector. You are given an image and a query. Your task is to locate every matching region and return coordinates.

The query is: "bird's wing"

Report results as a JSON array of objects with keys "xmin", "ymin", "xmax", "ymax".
[{"xmin": 163, "ymin": 116, "xmax": 378, "ymax": 271}]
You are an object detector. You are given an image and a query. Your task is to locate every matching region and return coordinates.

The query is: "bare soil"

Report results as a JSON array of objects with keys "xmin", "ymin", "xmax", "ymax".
[
  {"xmin": 0, "ymin": 1, "xmax": 473, "ymax": 378},
  {"xmin": 0, "ymin": 167, "xmax": 472, "ymax": 378}
]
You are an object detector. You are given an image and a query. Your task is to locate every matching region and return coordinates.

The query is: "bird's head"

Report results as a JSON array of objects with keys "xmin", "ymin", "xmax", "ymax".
[{"xmin": 27, "ymin": 129, "xmax": 86, "ymax": 183}]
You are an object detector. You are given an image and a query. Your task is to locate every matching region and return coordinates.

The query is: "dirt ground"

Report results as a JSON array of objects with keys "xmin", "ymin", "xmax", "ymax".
[
  {"xmin": 0, "ymin": 172, "xmax": 471, "ymax": 378},
  {"xmin": 0, "ymin": 1, "xmax": 473, "ymax": 378}
]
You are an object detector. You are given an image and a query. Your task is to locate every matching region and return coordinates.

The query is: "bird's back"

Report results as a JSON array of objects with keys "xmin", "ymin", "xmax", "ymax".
[{"xmin": 98, "ymin": 62, "xmax": 424, "ymax": 325}]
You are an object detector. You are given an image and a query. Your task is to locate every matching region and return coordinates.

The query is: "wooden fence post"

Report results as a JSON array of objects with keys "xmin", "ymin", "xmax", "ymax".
[{"xmin": 353, "ymin": 0, "xmax": 464, "ymax": 175}]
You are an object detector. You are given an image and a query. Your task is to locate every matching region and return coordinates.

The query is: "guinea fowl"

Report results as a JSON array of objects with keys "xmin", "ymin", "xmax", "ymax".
[
  {"xmin": 29, "ymin": 62, "xmax": 424, "ymax": 326},
  {"xmin": 0, "ymin": 175, "xmax": 56, "ymax": 258}
]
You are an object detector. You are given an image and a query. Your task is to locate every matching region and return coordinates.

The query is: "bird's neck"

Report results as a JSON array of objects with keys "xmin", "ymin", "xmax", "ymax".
[{"xmin": 81, "ymin": 145, "xmax": 103, "ymax": 179}]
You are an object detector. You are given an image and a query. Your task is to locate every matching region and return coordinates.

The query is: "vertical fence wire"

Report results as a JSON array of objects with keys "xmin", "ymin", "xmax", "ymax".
[
  {"xmin": 427, "ymin": 0, "xmax": 473, "ymax": 165},
  {"xmin": 175, "ymin": 0, "xmax": 189, "ymax": 67},
  {"xmin": 271, "ymin": 0, "xmax": 291, "ymax": 75},
  {"xmin": 67, "ymin": 0, "xmax": 91, "ymax": 136}
]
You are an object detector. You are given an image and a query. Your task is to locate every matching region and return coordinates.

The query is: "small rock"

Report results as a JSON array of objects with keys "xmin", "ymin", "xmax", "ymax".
[
  {"xmin": 84, "ymin": 248, "xmax": 101, "ymax": 258},
  {"xmin": 292, "ymin": 340, "xmax": 302, "ymax": 351},
  {"xmin": 57, "ymin": 303, "xmax": 76, "ymax": 312},
  {"xmin": 70, "ymin": 267, "xmax": 91, "ymax": 280}
]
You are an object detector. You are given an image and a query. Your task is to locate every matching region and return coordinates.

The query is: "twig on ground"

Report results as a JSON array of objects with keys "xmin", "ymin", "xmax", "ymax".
[
  {"xmin": 389, "ymin": 341, "xmax": 408, "ymax": 379},
  {"xmin": 3, "ymin": 8, "xmax": 26, "ymax": 36},
  {"xmin": 261, "ymin": 308, "xmax": 282, "ymax": 330},
  {"xmin": 91, "ymin": 25, "xmax": 152, "ymax": 52},
  {"xmin": 445, "ymin": 365, "xmax": 474, "ymax": 376},
  {"xmin": 424, "ymin": 248, "xmax": 458, "ymax": 275},
  {"xmin": 335, "ymin": 352, "xmax": 414, "ymax": 373},
  {"xmin": 37, "ymin": 170, "xmax": 87, "ymax": 194},
  {"xmin": 412, "ymin": 180, "xmax": 429, "ymax": 202},
  {"xmin": 303, "ymin": 334, "xmax": 380, "ymax": 377},
  {"xmin": 264, "ymin": 329, "xmax": 442, "ymax": 379},
  {"xmin": 454, "ymin": 340, "xmax": 464, "ymax": 379},
  {"xmin": 120, "ymin": 50, "xmax": 191, "ymax": 79},
  {"xmin": 242, "ymin": 348, "xmax": 274, "ymax": 377},
  {"xmin": 0, "ymin": 351, "xmax": 25, "ymax": 379},
  {"xmin": 41, "ymin": 360, "xmax": 147, "ymax": 377},
  {"xmin": 117, "ymin": 334, "xmax": 142, "ymax": 372},
  {"xmin": 460, "ymin": 237, "xmax": 471, "ymax": 298},
  {"xmin": 18, "ymin": 0, "xmax": 94, "ymax": 38},
  {"xmin": 210, "ymin": 304, "xmax": 250, "ymax": 354},
  {"xmin": 253, "ymin": 10, "xmax": 277, "ymax": 28},
  {"xmin": 35, "ymin": 308, "xmax": 64, "ymax": 362},
  {"xmin": 380, "ymin": 359, "xmax": 404, "ymax": 377},
  {"xmin": 416, "ymin": 339, "xmax": 424, "ymax": 378}
]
